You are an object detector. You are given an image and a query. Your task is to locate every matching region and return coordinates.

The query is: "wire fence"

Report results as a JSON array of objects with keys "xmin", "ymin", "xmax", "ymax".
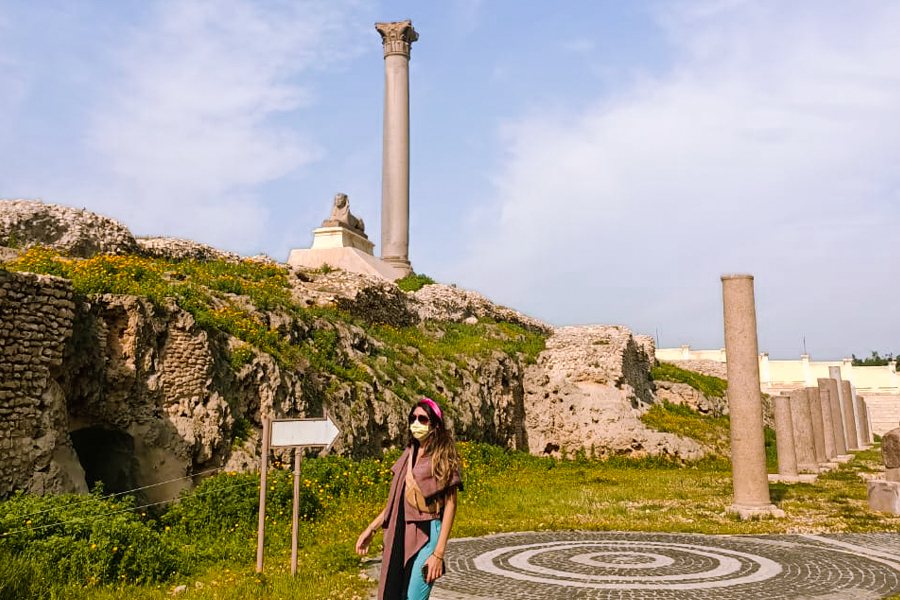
[{"xmin": 0, "ymin": 467, "xmax": 266, "ymax": 538}]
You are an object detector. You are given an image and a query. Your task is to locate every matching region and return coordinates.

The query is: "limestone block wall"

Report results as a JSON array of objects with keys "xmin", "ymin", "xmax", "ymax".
[{"xmin": 0, "ymin": 269, "xmax": 83, "ymax": 497}]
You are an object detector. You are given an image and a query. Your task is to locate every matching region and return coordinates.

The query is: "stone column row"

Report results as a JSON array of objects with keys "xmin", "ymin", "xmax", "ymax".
[
  {"xmin": 772, "ymin": 377, "xmax": 874, "ymax": 479},
  {"xmin": 720, "ymin": 273, "xmax": 876, "ymax": 517}
]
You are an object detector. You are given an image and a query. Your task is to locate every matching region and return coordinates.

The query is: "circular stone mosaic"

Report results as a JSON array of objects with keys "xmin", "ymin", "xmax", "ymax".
[{"xmin": 429, "ymin": 532, "xmax": 900, "ymax": 600}]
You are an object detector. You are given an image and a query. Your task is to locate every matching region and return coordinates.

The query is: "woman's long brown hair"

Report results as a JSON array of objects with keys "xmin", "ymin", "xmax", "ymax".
[{"xmin": 407, "ymin": 400, "xmax": 460, "ymax": 487}]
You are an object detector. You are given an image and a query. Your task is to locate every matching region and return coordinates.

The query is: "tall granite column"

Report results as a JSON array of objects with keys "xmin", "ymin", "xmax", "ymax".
[
  {"xmin": 721, "ymin": 274, "xmax": 782, "ymax": 517},
  {"xmin": 376, "ymin": 20, "xmax": 418, "ymax": 277}
]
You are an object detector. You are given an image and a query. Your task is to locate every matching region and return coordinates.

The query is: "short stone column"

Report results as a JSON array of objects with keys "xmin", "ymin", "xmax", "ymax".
[
  {"xmin": 821, "ymin": 377, "xmax": 849, "ymax": 458},
  {"xmin": 805, "ymin": 386, "xmax": 828, "ymax": 465},
  {"xmin": 840, "ymin": 379, "xmax": 861, "ymax": 450},
  {"xmin": 858, "ymin": 396, "xmax": 873, "ymax": 445},
  {"xmin": 774, "ymin": 395, "xmax": 799, "ymax": 480},
  {"xmin": 817, "ymin": 378, "xmax": 841, "ymax": 460},
  {"xmin": 375, "ymin": 20, "xmax": 418, "ymax": 277},
  {"xmin": 721, "ymin": 274, "xmax": 782, "ymax": 517},
  {"xmin": 828, "ymin": 366, "xmax": 853, "ymax": 449},
  {"xmin": 788, "ymin": 388, "xmax": 817, "ymax": 472}
]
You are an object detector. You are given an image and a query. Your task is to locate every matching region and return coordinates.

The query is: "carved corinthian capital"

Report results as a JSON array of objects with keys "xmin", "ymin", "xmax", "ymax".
[{"xmin": 375, "ymin": 20, "xmax": 418, "ymax": 58}]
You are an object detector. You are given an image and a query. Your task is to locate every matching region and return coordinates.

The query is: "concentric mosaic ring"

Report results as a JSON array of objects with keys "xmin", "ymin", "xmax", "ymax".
[
  {"xmin": 428, "ymin": 532, "xmax": 900, "ymax": 600},
  {"xmin": 472, "ymin": 540, "xmax": 779, "ymax": 589}
]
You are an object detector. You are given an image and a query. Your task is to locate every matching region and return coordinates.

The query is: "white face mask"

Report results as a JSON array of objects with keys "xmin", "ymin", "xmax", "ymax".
[{"xmin": 410, "ymin": 420, "xmax": 432, "ymax": 440}]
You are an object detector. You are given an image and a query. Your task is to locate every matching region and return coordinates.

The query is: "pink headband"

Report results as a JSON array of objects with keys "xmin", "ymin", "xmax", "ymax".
[{"xmin": 419, "ymin": 398, "xmax": 442, "ymax": 421}]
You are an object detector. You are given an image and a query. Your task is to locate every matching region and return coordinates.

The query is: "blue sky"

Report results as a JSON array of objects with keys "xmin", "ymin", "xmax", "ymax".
[{"xmin": 2, "ymin": 0, "xmax": 898, "ymax": 360}]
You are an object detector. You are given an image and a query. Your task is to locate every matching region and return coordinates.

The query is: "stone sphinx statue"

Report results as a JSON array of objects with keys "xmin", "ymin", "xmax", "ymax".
[{"xmin": 322, "ymin": 193, "xmax": 366, "ymax": 236}]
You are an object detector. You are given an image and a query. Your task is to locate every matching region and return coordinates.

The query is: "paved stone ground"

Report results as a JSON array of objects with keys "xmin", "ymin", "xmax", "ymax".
[{"xmin": 382, "ymin": 531, "xmax": 900, "ymax": 600}]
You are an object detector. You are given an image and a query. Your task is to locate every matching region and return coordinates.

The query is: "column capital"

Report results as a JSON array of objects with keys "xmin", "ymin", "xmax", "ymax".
[{"xmin": 376, "ymin": 20, "xmax": 418, "ymax": 58}]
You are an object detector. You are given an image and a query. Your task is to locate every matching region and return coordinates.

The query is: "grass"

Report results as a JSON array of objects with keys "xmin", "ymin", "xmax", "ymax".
[
  {"xmin": 641, "ymin": 400, "xmax": 731, "ymax": 455},
  {"xmin": 641, "ymin": 399, "xmax": 780, "ymax": 472},
  {"xmin": 3, "ymin": 249, "xmax": 896, "ymax": 597},
  {"xmin": 1, "ymin": 439, "xmax": 897, "ymax": 599},
  {"xmin": 651, "ymin": 362, "xmax": 727, "ymax": 398}
]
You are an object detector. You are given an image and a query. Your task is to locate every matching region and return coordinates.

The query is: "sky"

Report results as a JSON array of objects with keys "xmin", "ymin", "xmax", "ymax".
[{"xmin": 1, "ymin": 0, "xmax": 898, "ymax": 360}]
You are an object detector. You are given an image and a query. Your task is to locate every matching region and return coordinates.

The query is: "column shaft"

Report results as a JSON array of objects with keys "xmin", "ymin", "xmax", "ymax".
[
  {"xmin": 841, "ymin": 379, "xmax": 860, "ymax": 450},
  {"xmin": 788, "ymin": 388, "xmax": 817, "ymax": 472},
  {"xmin": 817, "ymin": 378, "xmax": 839, "ymax": 459},
  {"xmin": 805, "ymin": 387, "xmax": 827, "ymax": 464},
  {"xmin": 857, "ymin": 396, "xmax": 872, "ymax": 446},
  {"xmin": 823, "ymin": 377, "xmax": 848, "ymax": 456},
  {"xmin": 721, "ymin": 275, "xmax": 772, "ymax": 509},
  {"xmin": 381, "ymin": 53, "xmax": 411, "ymax": 265},
  {"xmin": 774, "ymin": 395, "xmax": 799, "ymax": 478}
]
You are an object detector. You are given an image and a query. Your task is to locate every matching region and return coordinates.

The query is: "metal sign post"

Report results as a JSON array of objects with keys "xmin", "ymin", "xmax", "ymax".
[{"xmin": 255, "ymin": 411, "xmax": 340, "ymax": 575}]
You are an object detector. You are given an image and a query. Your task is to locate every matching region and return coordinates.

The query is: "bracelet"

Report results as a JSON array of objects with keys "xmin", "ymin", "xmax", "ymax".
[{"xmin": 432, "ymin": 551, "xmax": 444, "ymax": 560}]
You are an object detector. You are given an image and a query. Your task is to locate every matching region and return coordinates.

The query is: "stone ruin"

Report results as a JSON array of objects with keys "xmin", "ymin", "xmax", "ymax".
[
  {"xmin": 868, "ymin": 427, "xmax": 900, "ymax": 515},
  {"xmin": 0, "ymin": 199, "xmax": 712, "ymax": 503}
]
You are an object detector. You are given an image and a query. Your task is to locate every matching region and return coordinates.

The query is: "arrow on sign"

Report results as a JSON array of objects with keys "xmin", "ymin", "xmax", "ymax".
[{"xmin": 270, "ymin": 415, "xmax": 340, "ymax": 448}]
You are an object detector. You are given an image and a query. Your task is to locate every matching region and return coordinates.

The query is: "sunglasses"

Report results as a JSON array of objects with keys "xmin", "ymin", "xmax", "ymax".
[{"xmin": 409, "ymin": 414, "xmax": 430, "ymax": 425}]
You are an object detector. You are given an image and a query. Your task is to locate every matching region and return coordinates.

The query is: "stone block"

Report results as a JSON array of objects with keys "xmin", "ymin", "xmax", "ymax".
[
  {"xmin": 886, "ymin": 467, "xmax": 900, "ymax": 483},
  {"xmin": 882, "ymin": 428, "xmax": 900, "ymax": 468},
  {"xmin": 867, "ymin": 479, "xmax": 900, "ymax": 515}
]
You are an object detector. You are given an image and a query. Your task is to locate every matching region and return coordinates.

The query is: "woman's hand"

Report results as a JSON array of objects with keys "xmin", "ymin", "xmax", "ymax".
[
  {"xmin": 355, "ymin": 527, "xmax": 375, "ymax": 556},
  {"xmin": 424, "ymin": 554, "xmax": 444, "ymax": 584}
]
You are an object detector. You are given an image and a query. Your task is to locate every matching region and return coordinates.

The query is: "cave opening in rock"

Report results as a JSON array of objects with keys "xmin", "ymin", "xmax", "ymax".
[{"xmin": 70, "ymin": 427, "xmax": 139, "ymax": 496}]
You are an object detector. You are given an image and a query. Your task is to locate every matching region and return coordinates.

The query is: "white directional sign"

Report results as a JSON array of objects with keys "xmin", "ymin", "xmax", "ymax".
[
  {"xmin": 256, "ymin": 413, "xmax": 342, "ymax": 575},
  {"xmin": 270, "ymin": 415, "xmax": 340, "ymax": 448}
]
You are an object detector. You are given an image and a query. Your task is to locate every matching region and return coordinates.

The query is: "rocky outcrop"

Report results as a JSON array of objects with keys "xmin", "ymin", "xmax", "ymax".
[
  {"xmin": 653, "ymin": 381, "xmax": 728, "ymax": 416},
  {"xmin": 412, "ymin": 284, "xmax": 552, "ymax": 335},
  {"xmin": 289, "ymin": 269, "xmax": 420, "ymax": 328},
  {"xmin": 0, "ymin": 199, "xmax": 139, "ymax": 257},
  {"xmin": 0, "ymin": 200, "xmax": 709, "ymax": 502},
  {"xmin": 524, "ymin": 326, "xmax": 703, "ymax": 460},
  {"xmin": 136, "ymin": 237, "xmax": 242, "ymax": 263},
  {"xmin": 662, "ymin": 359, "xmax": 728, "ymax": 380}
]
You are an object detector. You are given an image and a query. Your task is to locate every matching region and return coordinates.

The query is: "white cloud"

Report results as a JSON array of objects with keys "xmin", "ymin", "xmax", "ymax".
[
  {"xmin": 450, "ymin": 0, "xmax": 900, "ymax": 358},
  {"xmin": 84, "ymin": 0, "xmax": 371, "ymax": 252}
]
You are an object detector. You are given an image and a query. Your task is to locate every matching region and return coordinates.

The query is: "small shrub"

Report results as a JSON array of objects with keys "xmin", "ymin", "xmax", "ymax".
[
  {"xmin": 229, "ymin": 345, "xmax": 255, "ymax": 371},
  {"xmin": 396, "ymin": 273, "xmax": 435, "ymax": 292},
  {"xmin": 231, "ymin": 417, "xmax": 252, "ymax": 445}
]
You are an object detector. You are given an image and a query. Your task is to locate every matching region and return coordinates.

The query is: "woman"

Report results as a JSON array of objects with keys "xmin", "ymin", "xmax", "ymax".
[{"xmin": 356, "ymin": 398, "xmax": 462, "ymax": 600}]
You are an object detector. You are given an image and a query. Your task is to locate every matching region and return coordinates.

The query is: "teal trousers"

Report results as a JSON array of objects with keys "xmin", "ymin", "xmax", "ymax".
[{"xmin": 406, "ymin": 519, "xmax": 442, "ymax": 600}]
